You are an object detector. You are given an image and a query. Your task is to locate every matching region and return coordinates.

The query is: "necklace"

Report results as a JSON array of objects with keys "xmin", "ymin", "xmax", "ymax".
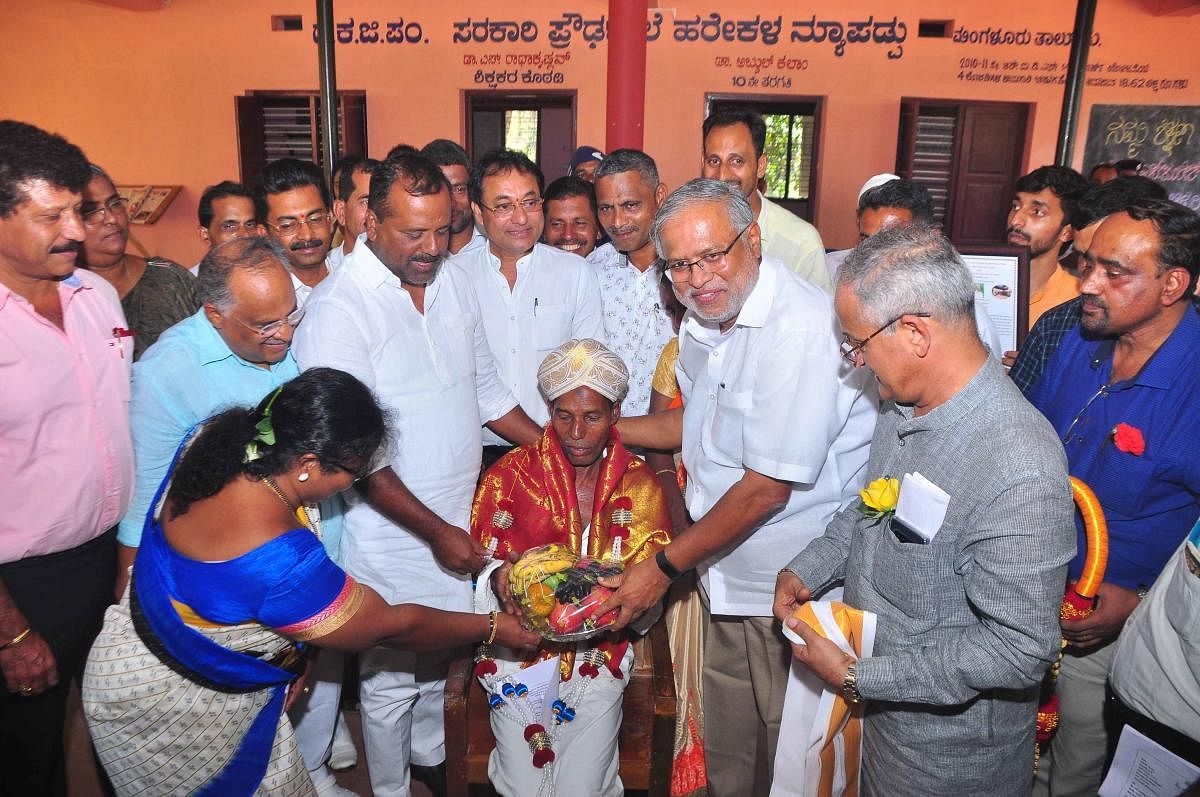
[
  {"xmin": 261, "ymin": 476, "xmax": 319, "ymax": 537},
  {"xmin": 262, "ymin": 475, "xmax": 298, "ymax": 514}
]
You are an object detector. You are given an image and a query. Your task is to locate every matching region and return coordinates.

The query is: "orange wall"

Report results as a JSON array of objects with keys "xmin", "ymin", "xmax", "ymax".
[{"xmin": 1, "ymin": 0, "xmax": 1197, "ymax": 262}]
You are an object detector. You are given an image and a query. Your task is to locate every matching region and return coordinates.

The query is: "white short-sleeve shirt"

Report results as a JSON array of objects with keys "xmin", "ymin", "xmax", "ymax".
[
  {"xmin": 451, "ymin": 242, "xmax": 603, "ymax": 445},
  {"xmin": 293, "ymin": 243, "xmax": 517, "ymax": 610},
  {"xmin": 677, "ymin": 257, "xmax": 877, "ymax": 616}
]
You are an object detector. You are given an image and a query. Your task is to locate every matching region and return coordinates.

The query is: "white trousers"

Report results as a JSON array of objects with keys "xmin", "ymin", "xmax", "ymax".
[
  {"xmin": 289, "ymin": 647, "xmax": 344, "ymax": 778},
  {"xmin": 487, "ymin": 666, "xmax": 626, "ymax": 797},
  {"xmin": 359, "ymin": 646, "xmax": 449, "ymax": 797}
]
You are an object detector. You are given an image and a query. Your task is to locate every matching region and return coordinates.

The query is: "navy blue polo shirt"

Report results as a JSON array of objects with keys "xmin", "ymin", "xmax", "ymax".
[{"xmin": 1029, "ymin": 304, "xmax": 1200, "ymax": 590}]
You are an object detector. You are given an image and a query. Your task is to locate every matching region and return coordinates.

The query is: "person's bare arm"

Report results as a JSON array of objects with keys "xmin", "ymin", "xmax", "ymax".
[
  {"xmin": 600, "ymin": 468, "xmax": 791, "ymax": 628},
  {"xmin": 114, "ymin": 544, "xmax": 137, "ymax": 602},
  {"xmin": 645, "ymin": 389, "xmax": 689, "ymax": 535},
  {"xmin": 0, "ymin": 578, "xmax": 57, "ymax": 696},
  {"xmin": 485, "ymin": 406, "xmax": 542, "ymax": 448},
  {"xmin": 307, "ymin": 585, "xmax": 539, "ymax": 653},
  {"xmin": 616, "ymin": 407, "xmax": 683, "ymax": 451},
  {"xmin": 364, "ymin": 467, "xmax": 488, "ymax": 574}
]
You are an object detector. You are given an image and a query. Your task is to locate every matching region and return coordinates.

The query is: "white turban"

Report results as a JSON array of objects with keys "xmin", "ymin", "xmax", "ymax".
[
  {"xmin": 537, "ymin": 338, "xmax": 629, "ymax": 404},
  {"xmin": 858, "ymin": 173, "xmax": 901, "ymax": 199}
]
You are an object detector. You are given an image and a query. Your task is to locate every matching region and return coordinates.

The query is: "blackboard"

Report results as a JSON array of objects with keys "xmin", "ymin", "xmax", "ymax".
[{"xmin": 1082, "ymin": 104, "xmax": 1199, "ymax": 212}]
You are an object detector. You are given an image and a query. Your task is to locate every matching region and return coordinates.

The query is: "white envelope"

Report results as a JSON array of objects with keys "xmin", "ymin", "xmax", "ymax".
[{"xmin": 895, "ymin": 472, "xmax": 951, "ymax": 543}]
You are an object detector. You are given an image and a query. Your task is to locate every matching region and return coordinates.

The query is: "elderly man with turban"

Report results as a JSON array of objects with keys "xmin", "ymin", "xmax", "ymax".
[{"xmin": 469, "ymin": 338, "xmax": 672, "ymax": 797}]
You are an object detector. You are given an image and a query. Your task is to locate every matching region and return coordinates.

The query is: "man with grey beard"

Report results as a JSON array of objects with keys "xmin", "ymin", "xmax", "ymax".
[
  {"xmin": 294, "ymin": 153, "xmax": 541, "ymax": 797},
  {"xmin": 600, "ymin": 179, "xmax": 877, "ymax": 796}
]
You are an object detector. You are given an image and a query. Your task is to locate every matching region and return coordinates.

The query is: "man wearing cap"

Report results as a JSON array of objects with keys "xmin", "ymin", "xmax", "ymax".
[
  {"xmin": 470, "ymin": 338, "xmax": 671, "ymax": 797},
  {"xmin": 569, "ymin": 146, "xmax": 605, "ymax": 183}
]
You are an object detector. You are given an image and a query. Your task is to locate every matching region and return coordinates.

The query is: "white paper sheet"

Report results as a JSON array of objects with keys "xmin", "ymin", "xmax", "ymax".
[
  {"xmin": 1098, "ymin": 725, "xmax": 1200, "ymax": 797},
  {"xmin": 498, "ymin": 655, "xmax": 561, "ymax": 728},
  {"xmin": 895, "ymin": 472, "xmax": 951, "ymax": 543}
]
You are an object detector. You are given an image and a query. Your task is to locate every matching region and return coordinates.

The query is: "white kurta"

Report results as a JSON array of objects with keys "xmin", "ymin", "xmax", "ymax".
[
  {"xmin": 677, "ymin": 257, "xmax": 877, "ymax": 616},
  {"xmin": 586, "ymin": 243, "xmax": 677, "ymax": 417},
  {"xmin": 451, "ymin": 241, "xmax": 603, "ymax": 445},
  {"xmin": 294, "ymin": 243, "xmax": 517, "ymax": 611}
]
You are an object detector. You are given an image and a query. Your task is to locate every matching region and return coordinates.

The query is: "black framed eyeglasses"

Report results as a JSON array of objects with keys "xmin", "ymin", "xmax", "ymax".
[
  {"xmin": 665, "ymin": 222, "xmax": 753, "ymax": 282},
  {"xmin": 840, "ymin": 312, "xmax": 931, "ymax": 363}
]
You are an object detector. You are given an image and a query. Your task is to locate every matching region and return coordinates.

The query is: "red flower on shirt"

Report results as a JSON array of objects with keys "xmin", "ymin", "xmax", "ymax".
[{"xmin": 1111, "ymin": 423, "xmax": 1145, "ymax": 456}]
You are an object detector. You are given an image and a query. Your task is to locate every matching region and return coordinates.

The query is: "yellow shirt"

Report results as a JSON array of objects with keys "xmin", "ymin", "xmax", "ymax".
[
  {"xmin": 651, "ymin": 338, "xmax": 680, "ymax": 399},
  {"xmin": 1028, "ymin": 266, "xmax": 1080, "ymax": 329}
]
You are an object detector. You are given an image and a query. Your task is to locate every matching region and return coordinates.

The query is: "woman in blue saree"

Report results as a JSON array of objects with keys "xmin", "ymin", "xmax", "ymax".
[{"xmin": 82, "ymin": 368, "xmax": 537, "ymax": 796}]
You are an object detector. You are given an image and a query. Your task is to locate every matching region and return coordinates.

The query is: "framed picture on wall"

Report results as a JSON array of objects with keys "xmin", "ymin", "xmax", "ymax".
[
  {"xmin": 957, "ymin": 244, "xmax": 1030, "ymax": 354},
  {"xmin": 118, "ymin": 184, "xmax": 181, "ymax": 225}
]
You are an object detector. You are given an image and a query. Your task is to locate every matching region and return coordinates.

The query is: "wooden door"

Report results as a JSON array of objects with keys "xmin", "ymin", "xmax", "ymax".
[{"xmin": 949, "ymin": 104, "xmax": 1027, "ymax": 244}]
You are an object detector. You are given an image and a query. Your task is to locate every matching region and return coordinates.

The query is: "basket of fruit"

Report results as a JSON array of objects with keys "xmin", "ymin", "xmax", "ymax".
[{"xmin": 508, "ymin": 543, "xmax": 623, "ymax": 642}]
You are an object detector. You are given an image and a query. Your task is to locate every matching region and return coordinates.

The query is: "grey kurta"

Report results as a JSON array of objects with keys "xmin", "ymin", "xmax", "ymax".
[{"xmin": 786, "ymin": 358, "xmax": 1076, "ymax": 796}]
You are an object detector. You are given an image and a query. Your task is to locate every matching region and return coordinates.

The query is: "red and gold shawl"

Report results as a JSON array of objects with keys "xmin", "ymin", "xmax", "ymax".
[
  {"xmin": 470, "ymin": 426, "xmax": 672, "ymax": 677},
  {"xmin": 471, "ymin": 426, "xmax": 671, "ymax": 569}
]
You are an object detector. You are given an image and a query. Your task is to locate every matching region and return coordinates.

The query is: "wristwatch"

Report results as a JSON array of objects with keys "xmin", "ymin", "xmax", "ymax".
[{"xmin": 841, "ymin": 663, "xmax": 863, "ymax": 705}]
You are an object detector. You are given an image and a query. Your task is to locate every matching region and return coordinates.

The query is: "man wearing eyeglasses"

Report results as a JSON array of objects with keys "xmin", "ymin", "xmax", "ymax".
[
  {"xmin": 257, "ymin": 158, "xmax": 336, "ymax": 308},
  {"xmin": 452, "ymin": 149, "xmax": 603, "ymax": 469},
  {"xmin": 192, "ymin": 180, "xmax": 261, "ymax": 274},
  {"xmin": 600, "ymin": 179, "xmax": 875, "ymax": 796},
  {"xmin": 115, "ymin": 235, "xmax": 302, "ymax": 597},
  {"xmin": 775, "ymin": 224, "xmax": 1074, "ymax": 796}
]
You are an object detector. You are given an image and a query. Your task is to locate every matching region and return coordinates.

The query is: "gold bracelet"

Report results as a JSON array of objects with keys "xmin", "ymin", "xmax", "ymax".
[
  {"xmin": 655, "ymin": 468, "xmax": 676, "ymax": 478},
  {"xmin": 484, "ymin": 611, "xmax": 499, "ymax": 646},
  {"xmin": 0, "ymin": 628, "xmax": 31, "ymax": 651}
]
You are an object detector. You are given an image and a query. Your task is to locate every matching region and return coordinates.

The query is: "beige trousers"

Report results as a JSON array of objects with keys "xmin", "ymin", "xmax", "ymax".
[{"xmin": 702, "ymin": 611, "xmax": 793, "ymax": 797}]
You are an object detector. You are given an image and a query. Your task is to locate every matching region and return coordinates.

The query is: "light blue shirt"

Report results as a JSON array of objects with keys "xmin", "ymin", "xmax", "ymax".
[{"xmin": 118, "ymin": 310, "xmax": 342, "ymax": 557}]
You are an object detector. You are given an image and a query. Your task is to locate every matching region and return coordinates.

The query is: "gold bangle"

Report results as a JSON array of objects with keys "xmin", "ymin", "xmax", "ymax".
[
  {"xmin": 484, "ymin": 611, "xmax": 499, "ymax": 646},
  {"xmin": 0, "ymin": 628, "xmax": 31, "ymax": 651},
  {"xmin": 655, "ymin": 468, "xmax": 676, "ymax": 477}
]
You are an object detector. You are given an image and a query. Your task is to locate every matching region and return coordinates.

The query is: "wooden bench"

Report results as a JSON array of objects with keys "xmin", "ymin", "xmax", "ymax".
[{"xmin": 444, "ymin": 618, "xmax": 677, "ymax": 795}]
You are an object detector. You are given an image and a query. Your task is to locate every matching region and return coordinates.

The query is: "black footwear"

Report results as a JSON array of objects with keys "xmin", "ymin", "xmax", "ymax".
[{"xmin": 410, "ymin": 761, "xmax": 447, "ymax": 797}]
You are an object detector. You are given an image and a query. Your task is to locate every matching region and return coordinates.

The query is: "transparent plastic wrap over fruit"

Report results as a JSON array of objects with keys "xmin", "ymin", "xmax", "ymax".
[{"xmin": 508, "ymin": 543, "xmax": 623, "ymax": 642}]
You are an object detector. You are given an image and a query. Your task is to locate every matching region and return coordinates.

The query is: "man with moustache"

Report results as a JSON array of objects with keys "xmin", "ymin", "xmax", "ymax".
[
  {"xmin": 294, "ymin": 153, "xmax": 543, "ymax": 797},
  {"xmin": 1001, "ymin": 165, "xmax": 1090, "ymax": 366},
  {"xmin": 192, "ymin": 180, "xmax": 261, "ymax": 274},
  {"xmin": 600, "ymin": 179, "xmax": 875, "ymax": 795},
  {"xmin": 1009, "ymin": 176, "xmax": 1168, "ymax": 396},
  {"xmin": 1029, "ymin": 198, "xmax": 1200, "ymax": 796},
  {"xmin": 452, "ymin": 149, "xmax": 602, "ymax": 467},
  {"xmin": 588, "ymin": 149, "xmax": 676, "ymax": 418},
  {"xmin": 542, "ymin": 175, "xmax": 602, "ymax": 258},
  {"xmin": 422, "ymin": 139, "xmax": 481, "ymax": 255},
  {"xmin": 0, "ymin": 120, "xmax": 133, "ymax": 797},
  {"xmin": 701, "ymin": 109, "xmax": 829, "ymax": 291},
  {"xmin": 328, "ymin": 156, "xmax": 379, "ymax": 270},
  {"xmin": 258, "ymin": 157, "xmax": 336, "ymax": 307},
  {"xmin": 80, "ymin": 164, "xmax": 198, "ymax": 359}
]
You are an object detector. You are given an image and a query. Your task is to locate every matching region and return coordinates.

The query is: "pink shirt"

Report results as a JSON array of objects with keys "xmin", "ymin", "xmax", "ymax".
[{"xmin": 0, "ymin": 269, "xmax": 134, "ymax": 562}]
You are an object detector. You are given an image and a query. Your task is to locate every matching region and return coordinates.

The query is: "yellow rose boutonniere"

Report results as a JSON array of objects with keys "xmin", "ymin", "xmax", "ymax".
[{"xmin": 858, "ymin": 476, "xmax": 899, "ymax": 522}]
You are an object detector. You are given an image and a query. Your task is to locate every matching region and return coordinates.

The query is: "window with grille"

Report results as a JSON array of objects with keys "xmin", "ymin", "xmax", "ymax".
[
  {"xmin": 235, "ymin": 91, "xmax": 367, "ymax": 189},
  {"xmin": 706, "ymin": 95, "xmax": 822, "ymax": 222}
]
